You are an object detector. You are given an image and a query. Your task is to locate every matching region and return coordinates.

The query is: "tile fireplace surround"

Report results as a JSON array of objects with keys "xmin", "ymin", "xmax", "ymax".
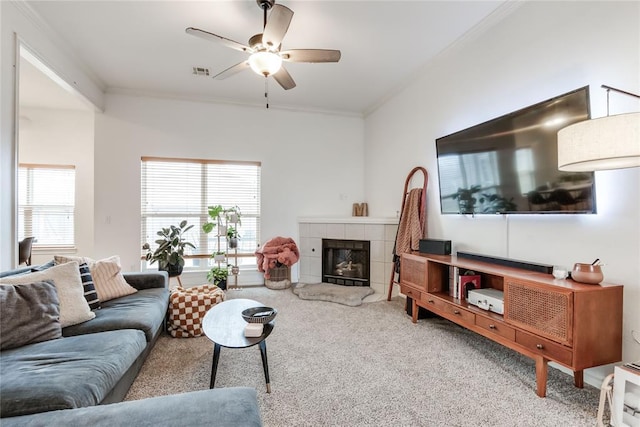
[{"xmin": 298, "ymin": 217, "xmax": 399, "ymax": 299}]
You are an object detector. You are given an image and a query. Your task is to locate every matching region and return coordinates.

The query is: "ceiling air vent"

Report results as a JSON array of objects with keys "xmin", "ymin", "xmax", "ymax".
[{"xmin": 192, "ymin": 67, "xmax": 210, "ymax": 76}]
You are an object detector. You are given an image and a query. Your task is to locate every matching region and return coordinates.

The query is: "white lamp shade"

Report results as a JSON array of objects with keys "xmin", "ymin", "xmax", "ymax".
[
  {"xmin": 557, "ymin": 112, "xmax": 640, "ymax": 171},
  {"xmin": 248, "ymin": 52, "xmax": 282, "ymax": 77}
]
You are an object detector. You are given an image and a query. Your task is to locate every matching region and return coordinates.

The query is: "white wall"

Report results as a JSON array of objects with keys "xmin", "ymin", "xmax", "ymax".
[
  {"xmin": 364, "ymin": 0, "xmax": 640, "ymax": 382},
  {"xmin": 18, "ymin": 107, "xmax": 95, "ymax": 264},
  {"xmin": 94, "ymin": 93, "xmax": 364, "ymax": 281},
  {"xmin": 1, "ymin": 1, "xmax": 103, "ymax": 270}
]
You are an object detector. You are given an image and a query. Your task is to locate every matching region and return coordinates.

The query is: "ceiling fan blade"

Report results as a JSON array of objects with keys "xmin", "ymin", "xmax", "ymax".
[
  {"xmin": 185, "ymin": 27, "xmax": 251, "ymax": 53},
  {"xmin": 281, "ymin": 49, "xmax": 342, "ymax": 63},
  {"xmin": 213, "ymin": 61, "xmax": 251, "ymax": 80},
  {"xmin": 262, "ymin": 5, "xmax": 293, "ymax": 49},
  {"xmin": 273, "ymin": 66, "xmax": 296, "ymax": 90}
]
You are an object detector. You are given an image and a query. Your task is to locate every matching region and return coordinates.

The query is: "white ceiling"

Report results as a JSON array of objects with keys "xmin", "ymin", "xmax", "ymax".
[{"xmin": 20, "ymin": 0, "xmax": 508, "ymax": 116}]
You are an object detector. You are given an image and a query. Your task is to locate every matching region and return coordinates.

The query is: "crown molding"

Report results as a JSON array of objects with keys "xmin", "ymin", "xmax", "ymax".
[{"xmin": 106, "ymin": 87, "xmax": 364, "ymax": 119}]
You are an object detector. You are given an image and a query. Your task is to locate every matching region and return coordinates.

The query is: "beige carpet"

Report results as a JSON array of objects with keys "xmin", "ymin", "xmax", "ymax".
[{"xmin": 125, "ymin": 286, "xmax": 607, "ymax": 426}]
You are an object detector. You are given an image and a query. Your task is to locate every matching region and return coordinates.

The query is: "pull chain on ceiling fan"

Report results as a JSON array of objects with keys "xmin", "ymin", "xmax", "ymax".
[{"xmin": 186, "ymin": 0, "xmax": 341, "ymax": 92}]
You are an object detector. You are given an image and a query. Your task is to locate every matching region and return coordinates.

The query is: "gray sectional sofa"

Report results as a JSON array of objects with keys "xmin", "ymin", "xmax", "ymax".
[
  {"xmin": 2, "ymin": 388, "xmax": 262, "ymax": 427},
  {"xmin": 0, "ymin": 262, "xmax": 262, "ymax": 426},
  {"xmin": 0, "ymin": 264, "xmax": 169, "ymax": 417}
]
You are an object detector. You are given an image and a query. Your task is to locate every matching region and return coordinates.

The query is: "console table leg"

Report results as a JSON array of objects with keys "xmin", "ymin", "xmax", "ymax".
[
  {"xmin": 535, "ymin": 356, "xmax": 548, "ymax": 397},
  {"xmin": 210, "ymin": 343, "xmax": 221, "ymax": 389},
  {"xmin": 574, "ymin": 370, "xmax": 584, "ymax": 388},
  {"xmin": 411, "ymin": 299, "xmax": 418, "ymax": 324},
  {"xmin": 259, "ymin": 340, "xmax": 271, "ymax": 393}
]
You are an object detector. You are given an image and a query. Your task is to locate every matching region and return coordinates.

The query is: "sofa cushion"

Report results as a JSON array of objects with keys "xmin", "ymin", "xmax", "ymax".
[
  {"xmin": 54, "ymin": 254, "xmax": 95, "ymax": 266},
  {"xmin": 0, "ymin": 262, "xmax": 94, "ymax": 328},
  {"xmin": 55, "ymin": 255, "xmax": 137, "ymax": 302},
  {"xmin": 0, "ymin": 281, "xmax": 61, "ymax": 350},
  {"xmin": 90, "ymin": 257, "xmax": 137, "ymax": 301},
  {"xmin": 0, "ymin": 265, "xmax": 33, "ymax": 279},
  {"xmin": 26, "ymin": 261, "xmax": 102, "ymax": 310},
  {"xmin": 0, "ymin": 329, "xmax": 146, "ymax": 417},
  {"xmin": 62, "ymin": 288, "xmax": 169, "ymax": 342},
  {"xmin": 0, "ymin": 387, "xmax": 263, "ymax": 427},
  {"xmin": 78, "ymin": 263, "xmax": 101, "ymax": 310},
  {"xmin": 30, "ymin": 260, "xmax": 55, "ymax": 272}
]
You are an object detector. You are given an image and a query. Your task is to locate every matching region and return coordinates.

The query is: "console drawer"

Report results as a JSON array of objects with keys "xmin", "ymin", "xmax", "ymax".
[
  {"xmin": 516, "ymin": 330, "xmax": 572, "ymax": 366},
  {"xmin": 444, "ymin": 304, "xmax": 475, "ymax": 324},
  {"xmin": 476, "ymin": 315, "xmax": 516, "ymax": 341},
  {"xmin": 423, "ymin": 296, "xmax": 474, "ymax": 324},
  {"xmin": 400, "ymin": 285, "xmax": 422, "ymax": 301}
]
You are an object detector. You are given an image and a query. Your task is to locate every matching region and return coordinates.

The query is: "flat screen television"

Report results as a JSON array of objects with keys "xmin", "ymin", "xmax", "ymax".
[{"xmin": 436, "ymin": 86, "xmax": 596, "ymax": 215}]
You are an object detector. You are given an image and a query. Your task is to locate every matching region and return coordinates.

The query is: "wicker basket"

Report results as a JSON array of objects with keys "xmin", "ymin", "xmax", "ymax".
[{"xmin": 265, "ymin": 265, "xmax": 291, "ymax": 290}]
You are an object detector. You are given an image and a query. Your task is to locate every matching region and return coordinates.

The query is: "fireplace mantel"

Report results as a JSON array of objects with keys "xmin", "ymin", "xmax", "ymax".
[{"xmin": 298, "ymin": 217, "xmax": 398, "ymax": 225}]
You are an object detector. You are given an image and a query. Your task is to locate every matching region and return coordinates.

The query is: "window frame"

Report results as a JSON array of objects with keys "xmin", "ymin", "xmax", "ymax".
[
  {"xmin": 140, "ymin": 156, "xmax": 261, "ymax": 272},
  {"xmin": 18, "ymin": 163, "xmax": 76, "ymax": 249}
]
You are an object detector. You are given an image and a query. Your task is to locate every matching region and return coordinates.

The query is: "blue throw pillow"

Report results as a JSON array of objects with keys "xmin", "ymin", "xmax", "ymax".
[{"xmin": 79, "ymin": 263, "xmax": 101, "ymax": 310}]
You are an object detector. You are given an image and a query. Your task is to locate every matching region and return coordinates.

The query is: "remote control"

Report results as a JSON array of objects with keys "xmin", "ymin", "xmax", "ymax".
[{"xmin": 253, "ymin": 311, "xmax": 272, "ymax": 317}]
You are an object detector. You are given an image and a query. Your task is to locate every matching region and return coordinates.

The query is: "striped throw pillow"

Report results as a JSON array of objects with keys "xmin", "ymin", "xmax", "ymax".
[
  {"xmin": 78, "ymin": 263, "xmax": 101, "ymax": 310},
  {"xmin": 90, "ymin": 257, "xmax": 137, "ymax": 302}
]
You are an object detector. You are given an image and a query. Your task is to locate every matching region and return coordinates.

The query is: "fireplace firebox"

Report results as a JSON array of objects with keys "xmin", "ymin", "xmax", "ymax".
[{"xmin": 322, "ymin": 239, "xmax": 370, "ymax": 286}]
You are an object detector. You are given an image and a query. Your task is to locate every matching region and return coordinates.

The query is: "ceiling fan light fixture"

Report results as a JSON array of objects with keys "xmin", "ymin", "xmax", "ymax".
[{"xmin": 248, "ymin": 51, "xmax": 282, "ymax": 77}]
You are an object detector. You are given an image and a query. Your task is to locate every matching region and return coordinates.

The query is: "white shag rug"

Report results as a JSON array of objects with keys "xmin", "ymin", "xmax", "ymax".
[{"xmin": 292, "ymin": 282, "xmax": 374, "ymax": 306}]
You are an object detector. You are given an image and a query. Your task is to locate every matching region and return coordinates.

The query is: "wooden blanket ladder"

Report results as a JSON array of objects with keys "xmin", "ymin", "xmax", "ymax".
[{"xmin": 387, "ymin": 166, "xmax": 428, "ymax": 301}]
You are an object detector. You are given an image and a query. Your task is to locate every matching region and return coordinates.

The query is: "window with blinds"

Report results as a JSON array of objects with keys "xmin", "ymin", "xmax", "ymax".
[
  {"xmin": 18, "ymin": 164, "xmax": 76, "ymax": 247},
  {"xmin": 141, "ymin": 157, "xmax": 261, "ymax": 270}
]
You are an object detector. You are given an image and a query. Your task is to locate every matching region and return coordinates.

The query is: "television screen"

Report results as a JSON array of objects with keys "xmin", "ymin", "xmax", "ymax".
[{"xmin": 436, "ymin": 86, "xmax": 596, "ymax": 215}]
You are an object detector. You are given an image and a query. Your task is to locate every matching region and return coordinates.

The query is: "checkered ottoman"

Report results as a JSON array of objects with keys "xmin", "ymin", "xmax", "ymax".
[{"xmin": 168, "ymin": 284, "xmax": 225, "ymax": 338}]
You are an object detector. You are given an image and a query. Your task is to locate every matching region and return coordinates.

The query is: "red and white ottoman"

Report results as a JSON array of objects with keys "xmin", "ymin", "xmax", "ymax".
[{"xmin": 168, "ymin": 284, "xmax": 225, "ymax": 338}]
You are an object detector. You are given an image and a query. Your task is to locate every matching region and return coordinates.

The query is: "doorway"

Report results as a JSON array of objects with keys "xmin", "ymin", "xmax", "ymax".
[{"xmin": 16, "ymin": 44, "xmax": 95, "ymax": 267}]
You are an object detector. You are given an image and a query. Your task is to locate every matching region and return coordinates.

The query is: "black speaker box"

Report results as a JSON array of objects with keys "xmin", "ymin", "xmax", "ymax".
[{"xmin": 419, "ymin": 239, "xmax": 452, "ymax": 255}]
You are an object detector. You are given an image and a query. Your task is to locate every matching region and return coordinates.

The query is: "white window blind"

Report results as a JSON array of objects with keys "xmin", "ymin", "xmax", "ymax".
[
  {"xmin": 18, "ymin": 164, "xmax": 76, "ymax": 247},
  {"xmin": 140, "ymin": 157, "xmax": 261, "ymax": 270}
]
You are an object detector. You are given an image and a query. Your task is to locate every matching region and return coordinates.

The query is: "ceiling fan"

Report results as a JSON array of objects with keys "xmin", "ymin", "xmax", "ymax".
[{"xmin": 185, "ymin": 0, "xmax": 341, "ymax": 91}]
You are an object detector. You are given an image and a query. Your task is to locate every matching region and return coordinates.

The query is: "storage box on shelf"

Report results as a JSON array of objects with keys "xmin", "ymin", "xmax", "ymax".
[
  {"xmin": 399, "ymin": 252, "xmax": 623, "ymax": 397},
  {"xmin": 613, "ymin": 364, "xmax": 640, "ymax": 427}
]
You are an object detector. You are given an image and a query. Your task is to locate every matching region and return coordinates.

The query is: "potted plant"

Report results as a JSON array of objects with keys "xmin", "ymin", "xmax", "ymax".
[
  {"xmin": 225, "ymin": 205, "xmax": 242, "ymax": 225},
  {"xmin": 451, "ymin": 185, "xmax": 481, "ymax": 214},
  {"xmin": 143, "ymin": 220, "xmax": 195, "ymax": 277},
  {"xmin": 227, "ymin": 226, "xmax": 240, "ymax": 249},
  {"xmin": 202, "ymin": 205, "xmax": 224, "ymax": 233},
  {"xmin": 213, "ymin": 251, "xmax": 226, "ymax": 263},
  {"xmin": 207, "ymin": 265, "xmax": 228, "ymax": 290}
]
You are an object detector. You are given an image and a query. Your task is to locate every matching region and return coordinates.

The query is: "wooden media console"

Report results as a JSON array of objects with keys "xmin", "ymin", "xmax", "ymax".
[{"xmin": 400, "ymin": 252, "xmax": 623, "ymax": 397}]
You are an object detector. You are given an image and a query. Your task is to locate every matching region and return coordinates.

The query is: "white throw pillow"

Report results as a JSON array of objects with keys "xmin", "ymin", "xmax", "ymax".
[
  {"xmin": 0, "ymin": 261, "xmax": 95, "ymax": 328},
  {"xmin": 54, "ymin": 255, "xmax": 137, "ymax": 302}
]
